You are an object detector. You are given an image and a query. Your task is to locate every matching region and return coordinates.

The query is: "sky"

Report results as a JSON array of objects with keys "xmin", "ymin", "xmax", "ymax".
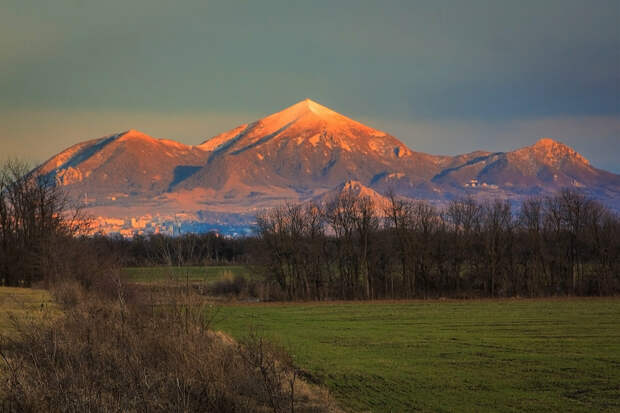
[{"xmin": 1, "ymin": 0, "xmax": 619, "ymax": 172}]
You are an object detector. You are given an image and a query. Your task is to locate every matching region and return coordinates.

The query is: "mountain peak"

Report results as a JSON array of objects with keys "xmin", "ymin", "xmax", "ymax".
[
  {"xmin": 115, "ymin": 129, "xmax": 192, "ymax": 150},
  {"xmin": 263, "ymin": 99, "xmax": 341, "ymax": 125},
  {"xmin": 312, "ymin": 179, "xmax": 390, "ymax": 208},
  {"xmin": 117, "ymin": 129, "xmax": 153, "ymax": 142},
  {"xmin": 297, "ymin": 98, "xmax": 333, "ymax": 115},
  {"xmin": 519, "ymin": 137, "xmax": 590, "ymax": 166},
  {"xmin": 256, "ymin": 99, "xmax": 386, "ymax": 140},
  {"xmin": 533, "ymin": 137, "xmax": 562, "ymax": 148},
  {"xmin": 197, "ymin": 99, "xmax": 391, "ymax": 158}
]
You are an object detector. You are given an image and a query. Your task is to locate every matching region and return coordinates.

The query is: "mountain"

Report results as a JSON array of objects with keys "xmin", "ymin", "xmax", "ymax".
[
  {"xmin": 432, "ymin": 138, "xmax": 620, "ymax": 196},
  {"xmin": 38, "ymin": 129, "xmax": 207, "ymax": 204},
  {"xmin": 311, "ymin": 180, "xmax": 391, "ymax": 211},
  {"xmin": 175, "ymin": 99, "xmax": 447, "ymax": 202},
  {"xmin": 36, "ymin": 99, "xmax": 620, "ymax": 234}
]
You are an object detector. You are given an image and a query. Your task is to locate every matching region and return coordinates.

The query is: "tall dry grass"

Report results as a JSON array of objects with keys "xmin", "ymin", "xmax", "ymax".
[{"xmin": 0, "ymin": 276, "xmax": 337, "ymax": 413}]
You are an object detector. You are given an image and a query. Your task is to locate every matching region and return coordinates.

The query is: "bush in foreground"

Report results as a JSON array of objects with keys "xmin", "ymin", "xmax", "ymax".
[{"xmin": 0, "ymin": 279, "xmax": 336, "ymax": 413}]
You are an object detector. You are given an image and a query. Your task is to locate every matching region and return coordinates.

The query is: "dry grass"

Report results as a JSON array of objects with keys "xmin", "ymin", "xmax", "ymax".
[
  {"xmin": 0, "ymin": 287, "xmax": 57, "ymax": 336},
  {"xmin": 0, "ymin": 280, "xmax": 339, "ymax": 413}
]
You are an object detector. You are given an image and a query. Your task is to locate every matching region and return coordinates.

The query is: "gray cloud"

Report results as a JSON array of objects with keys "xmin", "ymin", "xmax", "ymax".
[{"xmin": 0, "ymin": 0, "xmax": 618, "ymax": 169}]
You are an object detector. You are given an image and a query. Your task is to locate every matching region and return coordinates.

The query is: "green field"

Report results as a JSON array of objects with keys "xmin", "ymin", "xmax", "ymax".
[
  {"xmin": 2, "ymin": 284, "xmax": 619, "ymax": 412},
  {"xmin": 121, "ymin": 265, "xmax": 250, "ymax": 284},
  {"xmin": 213, "ymin": 299, "xmax": 620, "ymax": 413}
]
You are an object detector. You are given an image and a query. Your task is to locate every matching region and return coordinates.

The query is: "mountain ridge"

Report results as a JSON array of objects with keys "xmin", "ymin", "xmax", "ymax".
[{"xmin": 35, "ymin": 99, "xmax": 620, "ymax": 234}]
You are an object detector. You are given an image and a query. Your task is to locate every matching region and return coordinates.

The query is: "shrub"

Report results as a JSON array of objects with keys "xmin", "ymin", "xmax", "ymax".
[
  {"xmin": 209, "ymin": 271, "xmax": 247, "ymax": 296},
  {"xmin": 0, "ymin": 279, "xmax": 335, "ymax": 412}
]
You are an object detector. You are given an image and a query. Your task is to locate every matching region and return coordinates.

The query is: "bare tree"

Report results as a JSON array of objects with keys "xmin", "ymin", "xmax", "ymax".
[
  {"xmin": 253, "ymin": 188, "xmax": 619, "ymax": 300},
  {"xmin": 481, "ymin": 200, "xmax": 513, "ymax": 296},
  {"xmin": 0, "ymin": 160, "xmax": 89, "ymax": 286},
  {"xmin": 383, "ymin": 190, "xmax": 414, "ymax": 298}
]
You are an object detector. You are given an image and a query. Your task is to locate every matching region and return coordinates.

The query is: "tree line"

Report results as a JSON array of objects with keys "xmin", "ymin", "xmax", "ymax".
[
  {"xmin": 255, "ymin": 189, "xmax": 620, "ymax": 300},
  {"xmin": 1, "ymin": 158, "xmax": 618, "ymax": 300},
  {"xmin": 95, "ymin": 232, "xmax": 250, "ymax": 267}
]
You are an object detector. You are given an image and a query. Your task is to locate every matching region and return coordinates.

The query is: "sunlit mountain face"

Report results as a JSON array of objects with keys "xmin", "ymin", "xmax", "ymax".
[{"xmin": 37, "ymin": 99, "xmax": 620, "ymax": 235}]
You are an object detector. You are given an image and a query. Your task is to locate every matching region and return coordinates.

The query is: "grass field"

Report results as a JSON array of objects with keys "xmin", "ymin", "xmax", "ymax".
[
  {"xmin": 2, "ymin": 284, "xmax": 618, "ymax": 412},
  {"xmin": 0, "ymin": 287, "xmax": 55, "ymax": 335},
  {"xmin": 121, "ymin": 265, "xmax": 251, "ymax": 284},
  {"xmin": 213, "ymin": 298, "xmax": 620, "ymax": 413}
]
